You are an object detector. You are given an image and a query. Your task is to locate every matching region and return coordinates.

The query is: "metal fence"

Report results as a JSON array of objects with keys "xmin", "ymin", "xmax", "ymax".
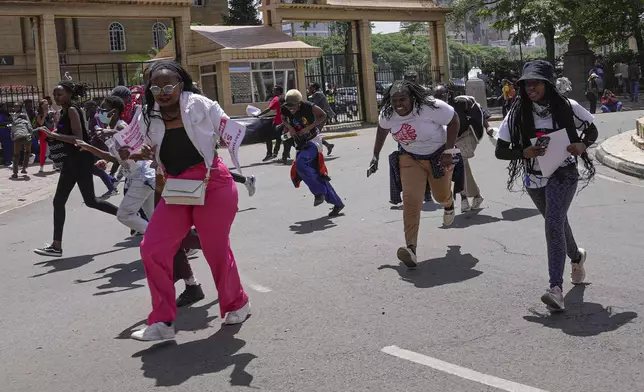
[
  {"xmin": 61, "ymin": 62, "xmax": 147, "ymax": 101},
  {"xmin": 374, "ymin": 66, "xmax": 468, "ymax": 93},
  {"xmin": 305, "ymin": 53, "xmax": 363, "ymax": 124},
  {"xmin": 0, "ymin": 85, "xmax": 44, "ymax": 107}
]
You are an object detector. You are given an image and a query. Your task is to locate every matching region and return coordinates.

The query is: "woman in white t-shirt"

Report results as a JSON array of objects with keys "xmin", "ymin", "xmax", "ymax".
[
  {"xmin": 495, "ymin": 60, "xmax": 598, "ymax": 312},
  {"xmin": 369, "ymin": 80, "xmax": 460, "ymax": 268}
]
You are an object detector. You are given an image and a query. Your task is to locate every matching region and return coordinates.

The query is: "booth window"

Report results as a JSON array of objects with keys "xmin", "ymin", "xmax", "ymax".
[{"xmin": 230, "ymin": 61, "xmax": 297, "ymax": 104}]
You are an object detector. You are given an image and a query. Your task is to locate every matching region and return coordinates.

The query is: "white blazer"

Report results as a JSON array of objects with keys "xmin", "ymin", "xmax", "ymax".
[{"xmin": 144, "ymin": 91, "xmax": 228, "ymax": 171}]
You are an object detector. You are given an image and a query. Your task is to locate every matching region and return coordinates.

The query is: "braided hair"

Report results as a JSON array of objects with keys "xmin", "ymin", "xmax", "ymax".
[
  {"xmin": 142, "ymin": 60, "xmax": 200, "ymax": 133},
  {"xmin": 380, "ymin": 79, "xmax": 437, "ymax": 120},
  {"xmin": 57, "ymin": 80, "xmax": 87, "ymax": 103},
  {"xmin": 505, "ymin": 81, "xmax": 595, "ymax": 191}
]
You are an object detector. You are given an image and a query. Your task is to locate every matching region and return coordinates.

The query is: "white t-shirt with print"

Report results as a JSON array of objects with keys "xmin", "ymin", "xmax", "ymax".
[
  {"xmin": 497, "ymin": 99, "xmax": 594, "ymax": 188},
  {"xmin": 378, "ymin": 99, "xmax": 455, "ymax": 156}
]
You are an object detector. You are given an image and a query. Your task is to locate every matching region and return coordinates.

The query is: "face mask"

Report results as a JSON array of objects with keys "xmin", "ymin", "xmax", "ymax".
[{"xmin": 98, "ymin": 110, "xmax": 113, "ymax": 125}]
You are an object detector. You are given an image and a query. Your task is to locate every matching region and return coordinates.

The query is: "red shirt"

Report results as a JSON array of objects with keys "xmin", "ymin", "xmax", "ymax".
[{"xmin": 269, "ymin": 96, "xmax": 283, "ymax": 125}]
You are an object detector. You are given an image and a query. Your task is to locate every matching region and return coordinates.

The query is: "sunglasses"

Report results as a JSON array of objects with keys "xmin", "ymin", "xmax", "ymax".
[{"xmin": 149, "ymin": 82, "xmax": 181, "ymax": 96}]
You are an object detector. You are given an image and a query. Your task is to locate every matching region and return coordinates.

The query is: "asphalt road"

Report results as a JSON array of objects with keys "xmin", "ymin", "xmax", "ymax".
[{"xmin": 2, "ymin": 111, "xmax": 644, "ymax": 392}]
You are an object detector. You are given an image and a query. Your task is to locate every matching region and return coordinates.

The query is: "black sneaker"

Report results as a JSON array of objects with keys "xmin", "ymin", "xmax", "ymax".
[
  {"xmin": 327, "ymin": 143, "xmax": 335, "ymax": 156},
  {"xmin": 262, "ymin": 154, "xmax": 273, "ymax": 162},
  {"xmin": 314, "ymin": 195, "xmax": 325, "ymax": 206},
  {"xmin": 34, "ymin": 244, "xmax": 63, "ymax": 258},
  {"xmin": 176, "ymin": 284, "xmax": 205, "ymax": 307},
  {"xmin": 328, "ymin": 205, "xmax": 345, "ymax": 217}
]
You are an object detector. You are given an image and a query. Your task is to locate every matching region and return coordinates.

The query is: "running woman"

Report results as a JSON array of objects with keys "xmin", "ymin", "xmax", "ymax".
[
  {"xmin": 282, "ymin": 89, "xmax": 345, "ymax": 217},
  {"xmin": 35, "ymin": 99, "xmax": 55, "ymax": 173},
  {"xmin": 368, "ymin": 80, "xmax": 460, "ymax": 269},
  {"xmin": 130, "ymin": 61, "xmax": 249, "ymax": 341},
  {"xmin": 495, "ymin": 60, "xmax": 597, "ymax": 311},
  {"xmin": 433, "ymin": 85, "xmax": 485, "ymax": 212},
  {"xmin": 34, "ymin": 81, "xmax": 119, "ymax": 257},
  {"xmin": 76, "ymin": 95, "xmax": 205, "ymax": 308}
]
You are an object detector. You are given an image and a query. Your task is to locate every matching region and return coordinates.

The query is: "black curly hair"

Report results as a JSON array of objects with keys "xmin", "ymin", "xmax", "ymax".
[
  {"xmin": 505, "ymin": 81, "xmax": 596, "ymax": 191},
  {"xmin": 379, "ymin": 79, "xmax": 437, "ymax": 121},
  {"xmin": 57, "ymin": 80, "xmax": 87, "ymax": 101}
]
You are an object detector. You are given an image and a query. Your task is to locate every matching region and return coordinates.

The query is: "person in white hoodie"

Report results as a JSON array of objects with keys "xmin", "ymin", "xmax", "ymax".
[{"xmin": 128, "ymin": 61, "xmax": 250, "ymax": 341}]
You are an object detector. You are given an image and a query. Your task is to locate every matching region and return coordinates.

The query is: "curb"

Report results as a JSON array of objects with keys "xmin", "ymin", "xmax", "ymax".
[
  {"xmin": 595, "ymin": 143, "xmax": 644, "ymax": 179},
  {"xmin": 324, "ymin": 131, "xmax": 359, "ymax": 141}
]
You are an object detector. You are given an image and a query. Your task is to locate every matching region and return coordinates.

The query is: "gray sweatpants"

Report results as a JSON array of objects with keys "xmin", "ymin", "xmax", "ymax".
[{"xmin": 526, "ymin": 164, "xmax": 582, "ymax": 289}]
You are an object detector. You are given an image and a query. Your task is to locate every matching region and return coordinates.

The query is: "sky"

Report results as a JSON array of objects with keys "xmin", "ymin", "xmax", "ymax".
[{"xmin": 372, "ymin": 22, "xmax": 401, "ymax": 34}]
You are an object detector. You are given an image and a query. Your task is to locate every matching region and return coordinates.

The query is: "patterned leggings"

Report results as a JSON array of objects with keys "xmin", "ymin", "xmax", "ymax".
[{"xmin": 526, "ymin": 165, "xmax": 582, "ymax": 289}]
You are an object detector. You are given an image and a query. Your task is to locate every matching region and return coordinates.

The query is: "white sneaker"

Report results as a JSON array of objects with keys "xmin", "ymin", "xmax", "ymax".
[
  {"xmin": 28, "ymin": 154, "xmax": 35, "ymax": 165},
  {"xmin": 541, "ymin": 286, "xmax": 565, "ymax": 311},
  {"xmin": 131, "ymin": 322, "xmax": 175, "ymax": 341},
  {"xmin": 224, "ymin": 301, "xmax": 251, "ymax": 325},
  {"xmin": 39, "ymin": 166, "xmax": 44, "ymax": 173},
  {"xmin": 244, "ymin": 175, "xmax": 256, "ymax": 197},
  {"xmin": 461, "ymin": 198, "xmax": 471, "ymax": 212},
  {"xmin": 397, "ymin": 246, "xmax": 417, "ymax": 269},
  {"xmin": 185, "ymin": 248, "xmax": 199, "ymax": 258},
  {"xmin": 471, "ymin": 195, "xmax": 484, "ymax": 210},
  {"xmin": 443, "ymin": 208, "xmax": 455, "ymax": 226},
  {"xmin": 570, "ymin": 248, "xmax": 587, "ymax": 284}
]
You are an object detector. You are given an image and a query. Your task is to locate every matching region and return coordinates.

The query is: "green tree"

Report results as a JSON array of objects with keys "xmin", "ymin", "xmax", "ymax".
[
  {"xmin": 223, "ymin": 0, "xmax": 261, "ymax": 25},
  {"xmin": 452, "ymin": 0, "xmax": 571, "ymax": 64}
]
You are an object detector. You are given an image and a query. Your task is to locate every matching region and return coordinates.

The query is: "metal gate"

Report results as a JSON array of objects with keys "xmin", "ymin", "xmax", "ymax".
[
  {"xmin": 304, "ymin": 53, "xmax": 364, "ymax": 124},
  {"xmin": 60, "ymin": 61, "xmax": 148, "ymax": 100}
]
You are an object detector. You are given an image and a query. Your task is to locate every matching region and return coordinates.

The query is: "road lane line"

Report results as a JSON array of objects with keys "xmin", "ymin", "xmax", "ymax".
[
  {"xmin": 381, "ymin": 345, "xmax": 549, "ymax": 392},
  {"xmin": 596, "ymin": 173, "xmax": 644, "ymax": 188},
  {"xmin": 241, "ymin": 274, "xmax": 272, "ymax": 293}
]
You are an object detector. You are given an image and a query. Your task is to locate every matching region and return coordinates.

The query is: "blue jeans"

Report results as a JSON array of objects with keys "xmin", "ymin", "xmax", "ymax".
[
  {"xmin": 631, "ymin": 81, "xmax": 639, "ymax": 102},
  {"xmin": 526, "ymin": 165, "xmax": 581, "ymax": 289},
  {"xmin": 600, "ymin": 102, "xmax": 623, "ymax": 112},
  {"xmin": 0, "ymin": 127, "xmax": 13, "ymax": 165},
  {"xmin": 295, "ymin": 141, "xmax": 343, "ymax": 207}
]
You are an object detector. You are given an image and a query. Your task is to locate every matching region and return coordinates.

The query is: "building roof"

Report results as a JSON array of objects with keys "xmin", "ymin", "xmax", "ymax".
[{"xmin": 191, "ymin": 25, "xmax": 315, "ymax": 50}]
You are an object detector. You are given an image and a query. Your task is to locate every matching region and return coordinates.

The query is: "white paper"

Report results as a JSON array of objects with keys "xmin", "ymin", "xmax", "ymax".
[
  {"xmin": 530, "ymin": 128, "xmax": 571, "ymax": 177},
  {"xmin": 111, "ymin": 107, "xmax": 144, "ymax": 154},
  {"xmin": 217, "ymin": 118, "xmax": 247, "ymax": 175},
  {"xmin": 246, "ymin": 105, "xmax": 261, "ymax": 117}
]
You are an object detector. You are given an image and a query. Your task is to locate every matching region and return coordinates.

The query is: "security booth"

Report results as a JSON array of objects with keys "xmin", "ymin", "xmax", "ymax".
[{"xmin": 186, "ymin": 25, "xmax": 322, "ymax": 117}]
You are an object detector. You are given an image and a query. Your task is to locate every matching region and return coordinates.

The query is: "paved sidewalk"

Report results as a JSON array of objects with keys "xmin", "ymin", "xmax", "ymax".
[
  {"xmin": 595, "ymin": 130, "xmax": 644, "ymax": 178},
  {"xmin": 0, "ymin": 163, "xmax": 60, "ymax": 215}
]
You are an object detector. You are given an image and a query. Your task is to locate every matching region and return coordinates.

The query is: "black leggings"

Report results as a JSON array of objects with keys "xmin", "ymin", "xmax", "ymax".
[
  {"xmin": 53, "ymin": 153, "xmax": 119, "ymax": 241},
  {"xmin": 231, "ymin": 172, "xmax": 246, "ymax": 184}
]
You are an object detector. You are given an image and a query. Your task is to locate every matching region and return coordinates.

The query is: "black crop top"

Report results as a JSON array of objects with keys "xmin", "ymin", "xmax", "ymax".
[{"xmin": 160, "ymin": 127, "xmax": 204, "ymax": 176}]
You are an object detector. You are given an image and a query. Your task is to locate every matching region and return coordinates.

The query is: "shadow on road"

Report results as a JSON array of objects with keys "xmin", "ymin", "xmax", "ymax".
[
  {"xmin": 378, "ymin": 245, "xmax": 482, "ymax": 288},
  {"xmin": 74, "ymin": 259, "xmax": 146, "ymax": 296},
  {"xmin": 523, "ymin": 285, "xmax": 638, "ymax": 336},
  {"xmin": 440, "ymin": 207, "xmax": 541, "ymax": 229},
  {"xmin": 390, "ymin": 201, "xmax": 439, "ymax": 212},
  {"xmin": 131, "ymin": 324, "xmax": 256, "ymax": 387},
  {"xmin": 289, "ymin": 216, "xmax": 337, "ymax": 234},
  {"xmin": 31, "ymin": 247, "xmax": 131, "ymax": 278},
  {"xmin": 117, "ymin": 299, "xmax": 221, "ymax": 340}
]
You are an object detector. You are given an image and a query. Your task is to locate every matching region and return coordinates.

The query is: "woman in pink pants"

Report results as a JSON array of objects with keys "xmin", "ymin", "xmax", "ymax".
[{"xmin": 130, "ymin": 61, "xmax": 250, "ymax": 342}]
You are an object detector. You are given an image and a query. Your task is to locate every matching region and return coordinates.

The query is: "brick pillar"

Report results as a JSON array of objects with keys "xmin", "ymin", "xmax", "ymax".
[
  {"xmin": 296, "ymin": 59, "xmax": 308, "ymax": 98},
  {"xmin": 35, "ymin": 13, "xmax": 60, "ymax": 96},
  {"xmin": 216, "ymin": 61, "xmax": 232, "ymax": 111},
  {"xmin": 428, "ymin": 21, "xmax": 440, "ymax": 83},
  {"xmin": 173, "ymin": 9, "xmax": 192, "ymax": 69},
  {"xmin": 64, "ymin": 18, "xmax": 78, "ymax": 53},
  {"xmin": 357, "ymin": 19, "xmax": 378, "ymax": 123},
  {"xmin": 22, "ymin": 17, "xmax": 35, "ymax": 53},
  {"xmin": 436, "ymin": 20, "xmax": 450, "ymax": 82}
]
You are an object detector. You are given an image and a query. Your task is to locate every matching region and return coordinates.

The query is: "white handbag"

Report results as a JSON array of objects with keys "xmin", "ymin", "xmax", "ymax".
[
  {"xmin": 161, "ymin": 166, "xmax": 211, "ymax": 206},
  {"xmin": 455, "ymin": 127, "xmax": 479, "ymax": 159}
]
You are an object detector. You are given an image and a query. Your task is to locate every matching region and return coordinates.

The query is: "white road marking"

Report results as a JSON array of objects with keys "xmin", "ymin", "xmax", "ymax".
[
  {"xmin": 381, "ymin": 345, "xmax": 549, "ymax": 392},
  {"xmin": 596, "ymin": 173, "xmax": 644, "ymax": 188},
  {"xmin": 241, "ymin": 275, "xmax": 272, "ymax": 293}
]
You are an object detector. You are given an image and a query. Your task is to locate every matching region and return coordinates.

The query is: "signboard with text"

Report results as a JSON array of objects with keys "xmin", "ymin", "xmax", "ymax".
[{"xmin": 0, "ymin": 56, "xmax": 15, "ymax": 66}]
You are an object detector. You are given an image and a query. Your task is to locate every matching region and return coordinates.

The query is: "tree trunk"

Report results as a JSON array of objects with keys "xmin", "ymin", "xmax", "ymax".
[
  {"xmin": 344, "ymin": 22, "xmax": 354, "ymax": 77},
  {"xmin": 542, "ymin": 22, "xmax": 556, "ymax": 65}
]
